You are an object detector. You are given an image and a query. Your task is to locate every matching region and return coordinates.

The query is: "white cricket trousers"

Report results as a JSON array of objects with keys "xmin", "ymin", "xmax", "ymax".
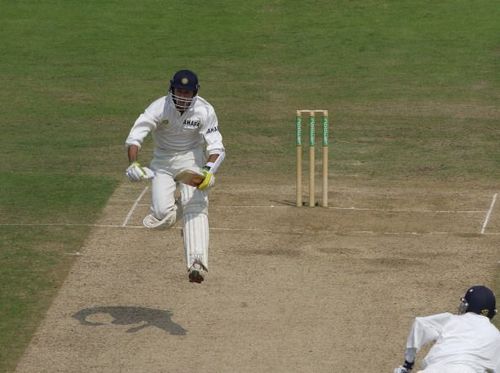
[{"xmin": 149, "ymin": 148, "xmax": 209, "ymax": 270}]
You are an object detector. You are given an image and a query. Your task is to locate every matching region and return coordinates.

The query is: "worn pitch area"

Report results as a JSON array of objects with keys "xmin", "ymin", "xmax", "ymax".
[{"xmin": 15, "ymin": 177, "xmax": 500, "ymax": 372}]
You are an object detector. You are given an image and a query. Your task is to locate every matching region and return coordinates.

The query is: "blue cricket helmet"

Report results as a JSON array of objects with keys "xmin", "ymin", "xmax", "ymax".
[
  {"xmin": 169, "ymin": 69, "xmax": 199, "ymax": 95},
  {"xmin": 459, "ymin": 285, "xmax": 497, "ymax": 319}
]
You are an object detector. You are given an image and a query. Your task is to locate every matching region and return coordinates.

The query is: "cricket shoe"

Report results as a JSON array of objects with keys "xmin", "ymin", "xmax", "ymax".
[{"xmin": 188, "ymin": 262, "xmax": 206, "ymax": 284}]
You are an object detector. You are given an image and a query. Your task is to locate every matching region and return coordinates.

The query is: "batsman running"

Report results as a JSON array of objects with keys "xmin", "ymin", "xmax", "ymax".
[
  {"xmin": 124, "ymin": 69, "xmax": 225, "ymax": 283},
  {"xmin": 394, "ymin": 285, "xmax": 500, "ymax": 373}
]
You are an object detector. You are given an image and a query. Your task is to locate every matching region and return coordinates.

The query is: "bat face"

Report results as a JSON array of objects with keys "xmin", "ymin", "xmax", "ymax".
[{"xmin": 174, "ymin": 169, "xmax": 204, "ymax": 187}]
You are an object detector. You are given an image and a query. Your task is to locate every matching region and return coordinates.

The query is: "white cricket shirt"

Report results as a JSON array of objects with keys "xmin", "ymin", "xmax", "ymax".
[
  {"xmin": 406, "ymin": 312, "xmax": 500, "ymax": 371},
  {"xmin": 125, "ymin": 94, "xmax": 224, "ymax": 157}
]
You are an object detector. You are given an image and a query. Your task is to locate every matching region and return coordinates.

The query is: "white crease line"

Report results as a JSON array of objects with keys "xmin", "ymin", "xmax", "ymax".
[
  {"xmin": 481, "ymin": 193, "xmax": 497, "ymax": 234},
  {"xmin": 221, "ymin": 205, "xmax": 483, "ymax": 213},
  {"xmin": 121, "ymin": 186, "xmax": 149, "ymax": 227},
  {"xmin": 189, "ymin": 204, "xmax": 483, "ymax": 213},
  {"xmin": 1, "ymin": 222, "xmax": 498, "ymax": 236},
  {"xmin": 327, "ymin": 207, "xmax": 481, "ymax": 213},
  {"xmin": 108, "ymin": 201, "xmax": 483, "ymax": 214}
]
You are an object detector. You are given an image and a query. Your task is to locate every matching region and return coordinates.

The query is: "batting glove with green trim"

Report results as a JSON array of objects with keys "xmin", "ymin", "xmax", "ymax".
[
  {"xmin": 197, "ymin": 170, "xmax": 215, "ymax": 190},
  {"xmin": 125, "ymin": 162, "xmax": 154, "ymax": 182}
]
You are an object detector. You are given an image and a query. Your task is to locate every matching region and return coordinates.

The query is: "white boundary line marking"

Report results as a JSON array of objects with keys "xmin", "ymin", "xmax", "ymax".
[
  {"xmin": 121, "ymin": 186, "xmax": 149, "ymax": 227},
  {"xmin": 481, "ymin": 193, "xmax": 497, "ymax": 234}
]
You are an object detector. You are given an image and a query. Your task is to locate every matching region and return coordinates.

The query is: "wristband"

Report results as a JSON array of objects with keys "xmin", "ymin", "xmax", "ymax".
[{"xmin": 403, "ymin": 360, "xmax": 414, "ymax": 370}]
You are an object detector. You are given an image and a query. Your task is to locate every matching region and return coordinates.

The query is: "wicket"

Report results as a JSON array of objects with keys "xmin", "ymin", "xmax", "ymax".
[{"xmin": 295, "ymin": 110, "xmax": 329, "ymax": 207}]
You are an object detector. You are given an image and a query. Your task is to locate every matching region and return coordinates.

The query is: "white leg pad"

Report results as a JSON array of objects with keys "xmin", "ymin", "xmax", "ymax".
[{"xmin": 183, "ymin": 213, "xmax": 209, "ymax": 270}]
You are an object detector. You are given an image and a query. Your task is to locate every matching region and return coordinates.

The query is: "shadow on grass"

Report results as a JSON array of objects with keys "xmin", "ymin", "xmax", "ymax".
[{"xmin": 72, "ymin": 306, "xmax": 187, "ymax": 335}]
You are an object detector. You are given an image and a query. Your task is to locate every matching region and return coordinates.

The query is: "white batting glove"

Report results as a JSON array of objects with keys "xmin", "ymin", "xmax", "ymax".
[
  {"xmin": 125, "ymin": 162, "xmax": 154, "ymax": 182},
  {"xmin": 197, "ymin": 170, "xmax": 215, "ymax": 190},
  {"xmin": 394, "ymin": 362, "xmax": 413, "ymax": 373},
  {"xmin": 394, "ymin": 367, "xmax": 409, "ymax": 373}
]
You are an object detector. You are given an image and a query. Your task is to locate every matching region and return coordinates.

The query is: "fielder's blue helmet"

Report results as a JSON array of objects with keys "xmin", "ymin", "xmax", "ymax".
[
  {"xmin": 459, "ymin": 285, "xmax": 497, "ymax": 319},
  {"xmin": 169, "ymin": 69, "xmax": 199, "ymax": 95}
]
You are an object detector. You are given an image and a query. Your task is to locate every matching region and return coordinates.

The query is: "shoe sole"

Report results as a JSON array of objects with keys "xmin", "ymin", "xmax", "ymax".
[{"xmin": 188, "ymin": 270, "xmax": 204, "ymax": 283}]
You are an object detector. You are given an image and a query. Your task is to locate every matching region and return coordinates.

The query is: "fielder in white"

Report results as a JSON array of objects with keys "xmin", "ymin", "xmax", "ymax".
[
  {"xmin": 394, "ymin": 285, "xmax": 500, "ymax": 373},
  {"xmin": 124, "ymin": 69, "xmax": 225, "ymax": 283}
]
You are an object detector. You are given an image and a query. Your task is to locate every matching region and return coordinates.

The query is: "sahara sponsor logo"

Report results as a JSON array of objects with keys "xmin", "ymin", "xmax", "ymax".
[{"xmin": 183, "ymin": 118, "xmax": 201, "ymax": 129}]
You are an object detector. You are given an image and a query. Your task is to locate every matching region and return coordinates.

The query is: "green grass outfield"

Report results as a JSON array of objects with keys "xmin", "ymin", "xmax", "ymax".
[{"xmin": 1, "ymin": 1, "xmax": 500, "ymax": 371}]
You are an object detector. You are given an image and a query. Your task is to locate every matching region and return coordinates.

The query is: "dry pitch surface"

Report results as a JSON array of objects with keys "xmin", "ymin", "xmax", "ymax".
[{"xmin": 15, "ymin": 176, "xmax": 500, "ymax": 372}]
